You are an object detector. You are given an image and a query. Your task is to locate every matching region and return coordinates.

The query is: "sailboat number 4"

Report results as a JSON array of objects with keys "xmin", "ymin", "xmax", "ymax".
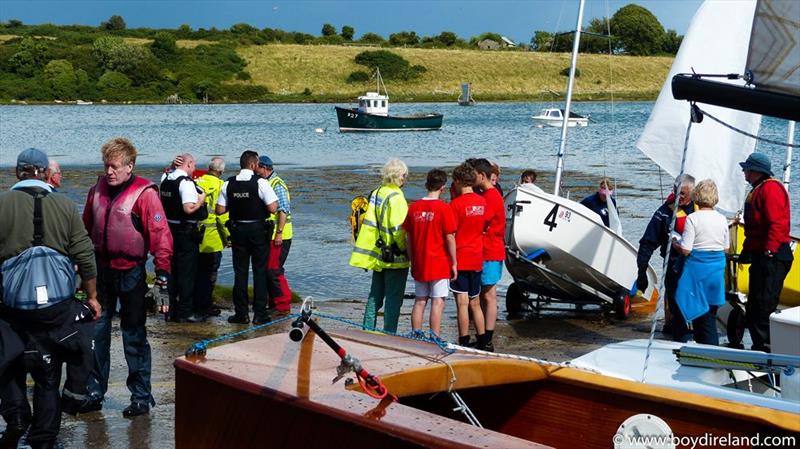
[{"xmin": 544, "ymin": 204, "xmax": 559, "ymax": 231}]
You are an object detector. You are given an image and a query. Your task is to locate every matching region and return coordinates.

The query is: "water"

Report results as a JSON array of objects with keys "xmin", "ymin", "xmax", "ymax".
[{"xmin": 1, "ymin": 102, "xmax": 797, "ymax": 300}]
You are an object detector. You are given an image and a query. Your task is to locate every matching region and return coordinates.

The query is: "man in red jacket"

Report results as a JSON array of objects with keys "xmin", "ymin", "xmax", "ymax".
[
  {"xmin": 82, "ymin": 138, "xmax": 173, "ymax": 417},
  {"xmin": 739, "ymin": 152, "xmax": 793, "ymax": 352}
]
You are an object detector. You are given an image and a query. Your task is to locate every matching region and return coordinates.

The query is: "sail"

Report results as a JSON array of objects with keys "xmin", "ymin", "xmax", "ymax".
[
  {"xmin": 746, "ymin": 0, "xmax": 800, "ymax": 96},
  {"xmin": 636, "ymin": 0, "xmax": 760, "ymax": 213}
]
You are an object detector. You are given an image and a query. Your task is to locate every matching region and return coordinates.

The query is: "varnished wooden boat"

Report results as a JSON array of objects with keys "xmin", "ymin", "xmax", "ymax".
[{"xmin": 175, "ymin": 328, "xmax": 799, "ymax": 448}]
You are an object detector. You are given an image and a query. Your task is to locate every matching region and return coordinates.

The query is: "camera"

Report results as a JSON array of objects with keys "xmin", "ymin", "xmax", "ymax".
[{"xmin": 381, "ymin": 245, "xmax": 395, "ymax": 263}]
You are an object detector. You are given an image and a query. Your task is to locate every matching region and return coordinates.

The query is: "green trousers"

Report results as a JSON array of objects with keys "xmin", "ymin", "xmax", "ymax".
[{"xmin": 362, "ymin": 268, "xmax": 409, "ymax": 333}]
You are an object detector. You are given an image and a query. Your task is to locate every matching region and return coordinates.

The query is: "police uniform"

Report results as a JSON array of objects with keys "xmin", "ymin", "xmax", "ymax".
[
  {"xmin": 217, "ymin": 169, "xmax": 278, "ymax": 323},
  {"xmin": 160, "ymin": 169, "xmax": 208, "ymax": 321}
]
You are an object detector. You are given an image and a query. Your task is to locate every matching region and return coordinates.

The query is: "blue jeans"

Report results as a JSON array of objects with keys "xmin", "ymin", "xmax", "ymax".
[{"xmin": 87, "ymin": 264, "xmax": 154, "ymax": 406}]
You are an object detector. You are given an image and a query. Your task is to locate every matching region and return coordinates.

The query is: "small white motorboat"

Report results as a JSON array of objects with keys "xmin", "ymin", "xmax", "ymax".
[{"xmin": 531, "ymin": 108, "xmax": 589, "ymax": 127}]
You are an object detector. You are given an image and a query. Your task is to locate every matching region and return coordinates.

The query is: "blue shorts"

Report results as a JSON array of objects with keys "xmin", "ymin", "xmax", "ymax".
[
  {"xmin": 450, "ymin": 270, "xmax": 481, "ymax": 298},
  {"xmin": 481, "ymin": 261, "xmax": 503, "ymax": 286}
]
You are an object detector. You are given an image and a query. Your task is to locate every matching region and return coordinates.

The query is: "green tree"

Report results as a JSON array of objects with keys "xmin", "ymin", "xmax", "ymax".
[
  {"xmin": 9, "ymin": 37, "xmax": 49, "ymax": 76},
  {"xmin": 230, "ymin": 23, "xmax": 257, "ymax": 34},
  {"xmin": 341, "ymin": 25, "xmax": 355, "ymax": 41},
  {"xmin": 530, "ymin": 31, "xmax": 554, "ymax": 51},
  {"xmin": 101, "ymin": 15, "xmax": 126, "ymax": 31},
  {"xmin": 151, "ymin": 32, "xmax": 178, "ymax": 59},
  {"xmin": 388, "ymin": 31, "xmax": 419, "ymax": 46},
  {"xmin": 353, "ymin": 50, "xmax": 425, "ymax": 80},
  {"xmin": 8, "ymin": 19, "xmax": 23, "ymax": 28},
  {"xmin": 661, "ymin": 29, "xmax": 683, "ymax": 54},
  {"xmin": 611, "ymin": 4, "xmax": 665, "ymax": 55},
  {"xmin": 98, "ymin": 71, "xmax": 132, "ymax": 89},
  {"xmin": 359, "ymin": 32, "xmax": 385, "ymax": 45},
  {"xmin": 321, "ymin": 23, "xmax": 336, "ymax": 36},
  {"xmin": 44, "ymin": 59, "xmax": 78, "ymax": 98},
  {"xmin": 92, "ymin": 36, "xmax": 152, "ymax": 77},
  {"xmin": 436, "ymin": 31, "xmax": 457, "ymax": 46}
]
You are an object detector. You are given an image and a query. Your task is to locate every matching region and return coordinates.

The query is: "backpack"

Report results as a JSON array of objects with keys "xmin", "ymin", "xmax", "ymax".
[{"xmin": 0, "ymin": 188, "xmax": 76, "ymax": 310}]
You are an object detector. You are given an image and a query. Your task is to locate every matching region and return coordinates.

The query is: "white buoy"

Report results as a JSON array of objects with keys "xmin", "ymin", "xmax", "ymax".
[{"xmin": 314, "ymin": 128, "xmax": 325, "ymax": 134}]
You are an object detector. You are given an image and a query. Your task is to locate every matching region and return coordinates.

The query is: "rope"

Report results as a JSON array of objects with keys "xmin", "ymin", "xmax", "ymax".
[
  {"xmin": 446, "ymin": 343, "xmax": 600, "ymax": 374},
  {"xmin": 185, "ymin": 314, "xmax": 299, "ymax": 358},
  {"xmin": 697, "ymin": 106, "xmax": 798, "ymax": 148},
  {"xmin": 641, "ymin": 107, "xmax": 695, "ymax": 383}
]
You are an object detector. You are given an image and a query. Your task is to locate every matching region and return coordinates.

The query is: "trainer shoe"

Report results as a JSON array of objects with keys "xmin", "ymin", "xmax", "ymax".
[
  {"xmin": 227, "ymin": 314, "xmax": 250, "ymax": 324},
  {"xmin": 252, "ymin": 315, "xmax": 272, "ymax": 325}
]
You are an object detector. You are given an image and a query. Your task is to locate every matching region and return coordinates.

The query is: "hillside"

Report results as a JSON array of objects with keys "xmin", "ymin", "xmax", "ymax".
[{"xmin": 236, "ymin": 44, "xmax": 673, "ymax": 102}]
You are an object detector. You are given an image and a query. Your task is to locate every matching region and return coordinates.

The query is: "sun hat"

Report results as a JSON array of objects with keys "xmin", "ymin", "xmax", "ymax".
[{"xmin": 739, "ymin": 152, "xmax": 773, "ymax": 176}]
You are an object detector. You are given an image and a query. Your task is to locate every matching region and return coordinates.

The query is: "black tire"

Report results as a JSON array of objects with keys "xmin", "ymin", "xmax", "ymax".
[
  {"xmin": 506, "ymin": 282, "xmax": 525, "ymax": 317},
  {"xmin": 614, "ymin": 293, "xmax": 631, "ymax": 320},
  {"xmin": 727, "ymin": 306, "xmax": 746, "ymax": 348}
]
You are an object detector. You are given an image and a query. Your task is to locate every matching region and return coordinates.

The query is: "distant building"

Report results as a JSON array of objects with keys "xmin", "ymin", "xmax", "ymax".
[
  {"xmin": 478, "ymin": 39, "xmax": 501, "ymax": 50},
  {"xmin": 501, "ymin": 36, "xmax": 517, "ymax": 47}
]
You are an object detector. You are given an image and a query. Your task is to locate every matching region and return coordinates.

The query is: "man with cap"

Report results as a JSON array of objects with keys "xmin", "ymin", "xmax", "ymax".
[
  {"xmin": 0, "ymin": 148, "xmax": 99, "ymax": 449},
  {"xmin": 738, "ymin": 152, "xmax": 793, "ymax": 352},
  {"xmin": 216, "ymin": 151, "xmax": 278, "ymax": 325},
  {"xmin": 255, "ymin": 155, "xmax": 293, "ymax": 314}
]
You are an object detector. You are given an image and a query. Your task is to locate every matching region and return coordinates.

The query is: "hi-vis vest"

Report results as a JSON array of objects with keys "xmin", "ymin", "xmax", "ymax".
[
  {"xmin": 349, "ymin": 184, "xmax": 409, "ymax": 271},
  {"xmin": 196, "ymin": 173, "xmax": 230, "ymax": 253},
  {"xmin": 268, "ymin": 175, "xmax": 293, "ymax": 240}
]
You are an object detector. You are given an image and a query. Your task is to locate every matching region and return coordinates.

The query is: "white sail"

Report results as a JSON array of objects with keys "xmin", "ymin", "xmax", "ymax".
[
  {"xmin": 746, "ymin": 0, "xmax": 800, "ymax": 96},
  {"xmin": 636, "ymin": 0, "xmax": 761, "ymax": 213}
]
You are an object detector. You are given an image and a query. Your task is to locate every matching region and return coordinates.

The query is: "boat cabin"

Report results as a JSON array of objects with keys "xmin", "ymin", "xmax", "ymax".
[{"xmin": 357, "ymin": 92, "xmax": 389, "ymax": 116}]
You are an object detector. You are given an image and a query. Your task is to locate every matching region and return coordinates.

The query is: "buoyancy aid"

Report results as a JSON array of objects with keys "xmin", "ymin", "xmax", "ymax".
[
  {"xmin": 349, "ymin": 184, "xmax": 409, "ymax": 271},
  {"xmin": 160, "ymin": 175, "xmax": 208, "ymax": 223},
  {"xmin": 268, "ymin": 175, "xmax": 293, "ymax": 240},
  {"xmin": 196, "ymin": 173, "xmax": 230, "ymax": 253},
  {"xmin": 90, "ymin": 175, "xmax": 155, "ymax": 262},
  {"xmin": 226, "ymin": 175, "xmax": 268, "ymax": 222}
]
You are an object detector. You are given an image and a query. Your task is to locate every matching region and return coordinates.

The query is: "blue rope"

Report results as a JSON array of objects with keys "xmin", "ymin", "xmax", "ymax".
[{"xmin": 185, "ymin": 311, "xmax": 456, "ymax": 357}]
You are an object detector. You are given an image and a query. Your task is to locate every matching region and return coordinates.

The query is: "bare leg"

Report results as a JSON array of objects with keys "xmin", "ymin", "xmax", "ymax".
[
  {"xmin": 411, "ymin": 296, "xmax": 428, "ymax": 331},
  {"xmin": 456, "ymin": 293, "xmax": 470, "ymax": 337},
  {"xmin": 469, "ymin": 296, "xmax": 486, "ymax": 335},
  {"xmin": 429, "ymin": 297, "xmax": 445, "ymax": 336},
  {"xmin": 481, "ymin": 285, "xmax": 497, "ymax": 332}
]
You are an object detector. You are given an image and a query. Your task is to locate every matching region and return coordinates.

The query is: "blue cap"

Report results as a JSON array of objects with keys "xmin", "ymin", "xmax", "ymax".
[
  {"xmin": 739, "ymin": 152, "xmax": 773, "ymax": 176},
  {"xmin": 17, "ymin": 148, "xmax": 49, "ymax": 169},
  {"xmin": 258, "ymin": 155, "xmax": 273, "ymax": 167}
]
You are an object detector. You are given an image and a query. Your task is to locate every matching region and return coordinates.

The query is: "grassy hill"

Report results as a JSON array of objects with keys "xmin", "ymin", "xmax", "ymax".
[{"xmin": 236, "ymin": 44, "xmax": 673, "ymax": 102}]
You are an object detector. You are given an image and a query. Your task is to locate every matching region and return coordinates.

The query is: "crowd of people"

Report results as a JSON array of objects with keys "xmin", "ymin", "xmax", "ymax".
[{"xmin": 0, "ymin": 140, "xmax": 792, "ymax": 448}]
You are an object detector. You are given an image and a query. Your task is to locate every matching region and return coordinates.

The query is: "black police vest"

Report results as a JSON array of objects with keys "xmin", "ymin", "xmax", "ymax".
[
  {"xmin": 160, "ymin": 176, "xmax": 208, "ymax": 222},
  {"xmin": 226, "ymin": 175, "xmax": 268, "ymax": 221}
]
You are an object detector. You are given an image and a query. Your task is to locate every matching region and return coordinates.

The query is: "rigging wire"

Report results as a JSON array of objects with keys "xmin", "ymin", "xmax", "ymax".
[{"xmin": 697, "ymin": 106, "xmax": 798, "ymax": 148}]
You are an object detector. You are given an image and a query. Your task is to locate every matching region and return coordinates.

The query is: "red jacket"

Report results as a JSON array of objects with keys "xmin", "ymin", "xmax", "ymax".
[
  {"xmin": 83, "ymin": 175, "xmax": 173, "ymax": 273},
  {"xmin": 743, "ymin": 178, "xmax": 791, "ymax": 253}
]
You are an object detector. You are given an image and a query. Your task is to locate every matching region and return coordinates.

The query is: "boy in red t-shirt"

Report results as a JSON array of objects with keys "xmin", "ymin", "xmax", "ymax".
[
  {"xmin": 449, "ymin": 162, "xmax": 489, "ymax": 348},
  {"xmin": 472, "ymin": 158, "xmax": 506, "ymax": 352},
  {"xmin": 403, "ymin": 169, "xmax": 457, "ymax": 339}
]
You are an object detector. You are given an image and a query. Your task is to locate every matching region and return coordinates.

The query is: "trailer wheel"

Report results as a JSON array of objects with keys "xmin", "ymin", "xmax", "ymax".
[
  {"xmin": 726, "ymin": 306, "xmax": 746, "ymax": 349},
  {"xmin": 615, "ymin": 293, "xmax": 631, "ymax": 320},
  {"xmin": 506, "ymin": 282, "xmax": 525, "ymax": 318}
]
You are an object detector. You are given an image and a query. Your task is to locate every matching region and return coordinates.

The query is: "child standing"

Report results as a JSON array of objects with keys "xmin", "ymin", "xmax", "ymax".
[
  {"xmin": 403, "ymin": 169, "xmax": 457, "ymax": 339},
  {"xmin": 449, "ymin": 162, "xmax": 489, "ymax": 348}
]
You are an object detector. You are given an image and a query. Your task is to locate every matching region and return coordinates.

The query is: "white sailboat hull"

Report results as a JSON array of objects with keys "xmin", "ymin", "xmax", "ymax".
[
  {"xmin": 531, "ymin": 116, "xmax": 588, "ymax": 128},
  {"xmin": 505, "ymin": 184, "xmax": 658, "ymax": 304}
]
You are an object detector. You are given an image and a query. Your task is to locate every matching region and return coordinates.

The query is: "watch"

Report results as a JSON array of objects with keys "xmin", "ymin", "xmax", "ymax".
[{"xmin": 276, "ymin": 229, "xmax": 283, "ymax": 234}]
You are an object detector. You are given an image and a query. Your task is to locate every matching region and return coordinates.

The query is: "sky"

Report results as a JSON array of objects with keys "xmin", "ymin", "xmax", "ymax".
[{"xmin": 0, "ymin": 0, "xmax": 703, "ymax": 44}]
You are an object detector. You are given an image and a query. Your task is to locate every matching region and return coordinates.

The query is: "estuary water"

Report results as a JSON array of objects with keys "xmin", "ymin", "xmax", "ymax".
[{"xmin": 0, "ymin": 102, "xmax": 797, "ymax": 300}]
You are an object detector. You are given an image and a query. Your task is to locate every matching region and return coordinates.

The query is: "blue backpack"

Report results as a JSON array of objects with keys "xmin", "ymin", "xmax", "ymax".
[{"xmin": 0, "ymin": 188, "xmax": 76, "ymax": 310}]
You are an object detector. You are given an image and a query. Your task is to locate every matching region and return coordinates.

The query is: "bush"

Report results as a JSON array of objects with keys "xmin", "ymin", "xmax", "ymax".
[
  {"xmin": 44, "ymin": 59, "xmax": 78, "ymax": 98},
  {"xmin": 235, "ymin": 71, "xmax": 251, "ymax": 80},
  {"xmin": 560, "ymin": 67, "xmax": 580, "ymax": 77},
  {"xmin": 151, "ymin": 32, "xmax": 177, "ymax": 59},
  {"xmin": 359, "ymin": 32, "xmax": 384, "ymax": 45},
  {"xmin": 388, "ymin": 31, "xmax": 419, "ymax": 46},
  {"xmin": 98, "ymin": 71, "xmax": 132, "ymax": 90},
  {"xmin": 101, "ymin": 15, "xmax": 126, "ymax": 31},
  {"xmin": 353, "ymin": 50, "xmax": 426, "ymax": 80},
  {"xmin": 347, "ymin": 70, "xmax": 370, "ymax": 83}
]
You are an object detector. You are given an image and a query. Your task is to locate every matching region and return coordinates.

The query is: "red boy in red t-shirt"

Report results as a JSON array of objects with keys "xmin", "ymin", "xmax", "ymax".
[
  {"xmin": 449, "ymin": 162, "xmax": 488, "ymax": 348},
  {"xmin": 403, "ymin": 169, "xmax": 457, "ymax": 338}
]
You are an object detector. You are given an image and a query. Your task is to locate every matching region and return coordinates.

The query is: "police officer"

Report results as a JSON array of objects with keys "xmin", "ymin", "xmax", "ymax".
[
  {"xmin": 216, "ymin": 150, "xmax": 278, "ymax": 325},
  {"xmin": 255, "ymin": 155, "xmax": 293, "ymax": 314},
  {"xmin": 160, "ymin": 153, "xmax": 207, "ymax": 322},
  {"xmin": 0, "ymin": 148, "xmax": 100, "ymax": 449}
]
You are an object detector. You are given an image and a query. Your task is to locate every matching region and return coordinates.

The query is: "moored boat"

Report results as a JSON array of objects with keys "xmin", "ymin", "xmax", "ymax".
[{"xmin": 531, "ymin": 108, "xmax": 589, "ymax": 127}]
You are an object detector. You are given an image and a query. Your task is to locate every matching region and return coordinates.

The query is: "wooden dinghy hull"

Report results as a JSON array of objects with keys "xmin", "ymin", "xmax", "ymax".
[{"xmin": 175, "ymin": 329, "xmax": 799, "ymax": 448}]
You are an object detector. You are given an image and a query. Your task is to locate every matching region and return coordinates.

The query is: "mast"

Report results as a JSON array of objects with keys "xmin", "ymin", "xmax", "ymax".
[
  {"xmin": 553, "ymin": 0, "xmax": 586, "ymax": 196},
  {"xmin": 785, "ymin": 121, "xmax": 795, "ymax": 193}
]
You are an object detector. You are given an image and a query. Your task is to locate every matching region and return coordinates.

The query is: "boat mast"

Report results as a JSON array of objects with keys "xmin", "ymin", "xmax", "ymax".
[
  {"xmin": 553, "ymin": 0, "xmax": 586, "ymax": 196},
  {"xmin": 784, "ymin": 121, "xmax": 795, "ymax": 193}
]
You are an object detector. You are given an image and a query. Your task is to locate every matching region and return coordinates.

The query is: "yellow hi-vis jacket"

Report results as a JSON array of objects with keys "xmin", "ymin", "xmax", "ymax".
[
  {"xmin": 349, "ymin": 184, "xmax": 409, "ymax": 271},
  {"xmin": 196, "ymin": 173, "xmax": 230, "ymax": 253},
  {"xmin": 268, "ymin": 175, "xmax": 293, "ymax": 240}
]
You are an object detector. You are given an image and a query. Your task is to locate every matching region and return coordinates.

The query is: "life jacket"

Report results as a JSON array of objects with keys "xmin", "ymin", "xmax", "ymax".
[
  {"xmin": 1, "ymin": 187, "xmax": 76, "ymax": 310},
  {"xmin": 349, "ymin": 184, "xmax": 409, "ymax": 271},
  {"xmin": 90, "ymin": 175, "xmax": 155, "ymax": 262},
  {"xmin": 226, "ymin": 175, "xmax": 268, "ymax": 222},
  {"xmin": 665, "ymin": 193, "xmax": 698, "ymax": 234},
  {"xmin": 350, "ymin": 195, "xmax": 369, "ymax": 243},
  {"xmin": 267, "ymin": 175, "xmax": 293, "ymax": 240},
  {"xmin": 160, "ymin": 175, "xmax": 208, "ymax": 223},
  {"xmin": 196, "ymin": 173, "xmax": 230, "ymax": 253}
]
